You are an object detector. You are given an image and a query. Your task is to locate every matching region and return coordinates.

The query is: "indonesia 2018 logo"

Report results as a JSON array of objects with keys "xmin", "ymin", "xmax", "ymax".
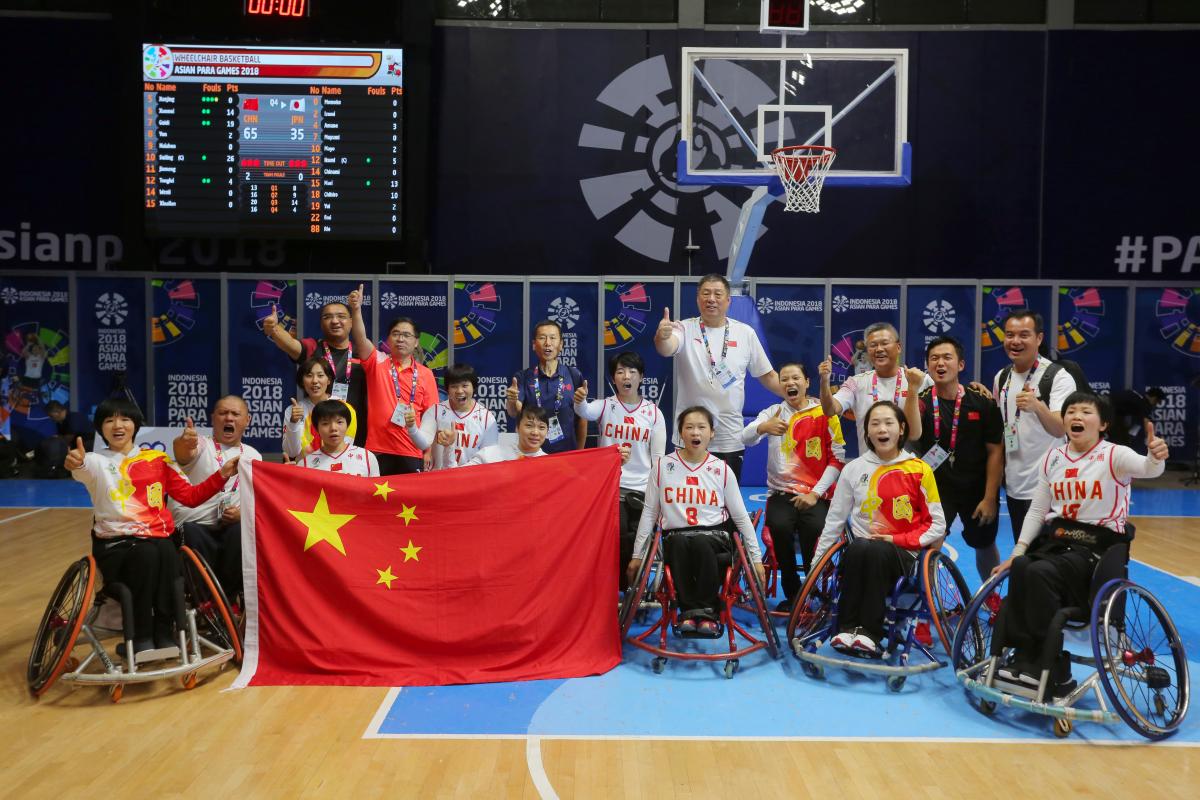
[
  {"xmin": 922, "ymin": 299, "xmax": 956, "ymax": 333},
  {"xmin": 547, "ymin": 296, "xmax": 581, "ymax": 330},
  {"xmin": 94, "ymin": 292, "xmax": 129, "ymax": 326}
]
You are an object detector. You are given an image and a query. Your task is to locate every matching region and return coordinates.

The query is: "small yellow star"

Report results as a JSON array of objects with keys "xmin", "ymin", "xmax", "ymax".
[
  {"xmin": 400, "ymin": 540, "xmax": 422, "ymax": 562},
  {"xmin": 376, "ymin": 565, "xmax": 398, "ymax": 589},
  {"xmin": 396, "ymin": 503, "xmax": 419, "ymax": 526},
  {"xmin": 289, "ymin": 490, "xmax": 356, "ymax": 556},
  {"xmin": 373, "ymin": 481, "xmax": 395, "ymax": 500}
]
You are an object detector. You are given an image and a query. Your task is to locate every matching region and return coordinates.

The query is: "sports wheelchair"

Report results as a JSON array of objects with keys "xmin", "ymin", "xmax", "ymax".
[
  {"xmin": 952, "ymin": 527, "xmax": 1189, "ymax": 740},
  {"xmin": 619, "ymin": 524, "xmax": 780, "ymax": 679},
  {"xmin": 27, "ymin": 545, "xmax": 242, "ymax": 702},
  {"xmin": 786, "ymin": 536, "xmax": 972, "ymax": 691}
]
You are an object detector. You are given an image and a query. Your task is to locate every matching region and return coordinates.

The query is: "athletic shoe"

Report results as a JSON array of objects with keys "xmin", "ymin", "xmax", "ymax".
[
  {"xmin": 677, "ymin": 617, "xmax": 697, "ymax": 635},
  {"xmin": 831, "ymin": 631, "xmax": 857, "ymax": 654},
  {"xmin": 116, "ymin": 638, "xmax": 154, "ymax": 662},
  {"xmin": 696, "ymin": 619, "xmax": 720, "ymax": 638},
  {"xmin": 914, "ymin": 621, "xmax": 933, "ymax": 646},
  {"xmin": 850, "ymin": 632, "xmax": 879, "ymax": 656},
  {"xmin": 997, "ymin": 658, "xmax": 1039, "ymax": 688}
]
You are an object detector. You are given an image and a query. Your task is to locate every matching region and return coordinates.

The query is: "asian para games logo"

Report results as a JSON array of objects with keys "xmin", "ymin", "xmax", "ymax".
[
  {"xmin": 922, "ymin": 299, "xmax": 956, "ymax": 333},
  {"xmin": 94, "ymin": 292, "xmax": 128, "ymax": 326},
  {"xmin": 756, "ymin": 296, "xmax": 775, "ymax": 315},
  {"xmin": 1, "ymin": 287, "xmax": 16, "ymax": 305},
  {"xmin": 380, "ymin": 292, "xmax": 400, "ymax": 310},
  {"xmin": 305, "ymin": 291, "xmax": 324, "ymax": 310},
  {"xmin": 832, "ymin": 294, "xmax": 850, "ymax": 313},
  {"xmin": 547, "ymin": 296, "xmax": 581, "ymax": 330}
]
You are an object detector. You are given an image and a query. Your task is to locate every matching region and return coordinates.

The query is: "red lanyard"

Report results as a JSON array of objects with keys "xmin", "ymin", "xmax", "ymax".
[
  {"xmin": 320, "ymin": 341, "xmax": 352, "ymax": 385},
  {"xmin": 699, "ymin": 322, "xmax": 729, "ymax": 378},
  {"xmin": 389, "ymin": 358, "xmax": 420, "ymax": 405},
  {"xmin": 870, "ymin": 371, "xmax": 902, "ymax": 403},
  {"xmin": 212, "ymin": 440, "xmax": 241, "ymax": 492},
  {"xmin": 932, "ymin": 386, "xmax": 964, "ymax": 452}
]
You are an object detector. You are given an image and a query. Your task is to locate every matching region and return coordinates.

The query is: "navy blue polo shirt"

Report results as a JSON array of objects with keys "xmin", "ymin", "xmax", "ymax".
[{"xmin": 515, "ymin": 363, "xmax": 584, "ymax": 454}]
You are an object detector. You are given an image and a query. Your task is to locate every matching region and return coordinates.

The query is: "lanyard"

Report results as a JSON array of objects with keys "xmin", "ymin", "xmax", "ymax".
[
  {"xmin": 1001, "ymin": 358, "xmax": 1039, "ymax": 424},
  {"xmin": 870, "ymin": 371, "xmax": 902, "ymax": 403},
  {"xmin": 932, "ymin": 386, "xmax": 964, "ymax": 453},
  {"xmin": 389, "ymin": 358, "xmax": 420, "ymax": 405},
  {"xmin": 699, "ymin": 322, "xmax": 729, "ymax": 378},
  {"xmin": 212, "ymin": 440, "xmax": 241, "ymax": 492},
  {"xmin": 320, "ymin": 341, "xmax": 352, "ymax": 384},
  {"xmin": 531, "ymin": 365, "xmax": 565, "ymax": 411}
]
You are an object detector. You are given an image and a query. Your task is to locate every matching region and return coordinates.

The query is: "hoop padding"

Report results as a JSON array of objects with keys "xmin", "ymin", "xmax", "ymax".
[{"xmin": 772, "ymin": 146, "xmax": 837, "ymax": 213}]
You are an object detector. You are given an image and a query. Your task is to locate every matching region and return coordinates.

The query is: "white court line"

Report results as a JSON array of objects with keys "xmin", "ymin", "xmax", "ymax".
[
  {"xmin": 361, "ymin": 687, "xmax": 402, "ymax": 738},
  {"xmin": 526, "ymin": 736, "xmax": 560, "ymax": 800},
  {"xmin": 0, "ymin": 508, "xmax": 48, "ymax": 524}
]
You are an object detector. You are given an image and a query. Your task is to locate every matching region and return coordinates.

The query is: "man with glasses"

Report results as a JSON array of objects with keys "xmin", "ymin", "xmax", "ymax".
[
  {"xmin": 264, "ymin": 298, "xmax": 368, "ymax": 446},
  {"xmin": 991, "ymin": 311, "xmax": 1076, "ymax": 541}
]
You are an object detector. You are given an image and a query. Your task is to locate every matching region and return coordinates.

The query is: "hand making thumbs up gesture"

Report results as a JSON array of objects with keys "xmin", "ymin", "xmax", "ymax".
[
  {"xmin": 178, "ymin": 416, "xmax": 200, "ymax": 460},
  {"xmin": 1146, "ymin": 420, "xmax": 1169, "ymax": 461},
  {"xmin": 290, "ymin": 397, "xmax": 304, "ymax": 423},
  {"xmin": 263, "ymin": 303, "xmax": 279, "ymax": 338},
  {"xmin": 656, "ymin": 307, "xmax": 674, "ymax": 342},
  {"xmin": 574, "ymin": 379, "xmax": 589, "ymax": 405},
  {"xmin": 64, "ymin": 436, "xmax": 86, "ymax": 471},
  {"xmin": 347, "ymin": 283, "xmax": 364, "ymax": 312}
]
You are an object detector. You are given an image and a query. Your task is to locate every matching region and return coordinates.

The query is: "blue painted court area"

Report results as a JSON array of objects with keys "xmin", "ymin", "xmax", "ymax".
[{"xmin": 371, "ymin": 488, "xmax": 1200, "ymax": 743}]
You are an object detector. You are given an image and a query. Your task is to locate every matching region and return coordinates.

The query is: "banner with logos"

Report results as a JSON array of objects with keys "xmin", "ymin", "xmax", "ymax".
[
  {"xmin": 226, "ymin": 279, "xmax": 298, "ymax": 452},
  {"xmin": 979, "ymin": 285, "xmax": 1053, "ymax": 387},
  {"xmin": 601, "ymin": 280, "xmax": 673, "ymax": 419},
  {"xmin": 829, "ymin": 284, "xmax": 901, "ymax": 457},
  {"xmin": 530, "ymin": 281, "xmax": 599, "ymax": 391},
  {"xmin": 755, "ymin": 283, "xmax": 825, "ymax": 377},
  {"xmin": 75, "ymin": 276, "xmax": 147, "ymax": 416},
  {"xmin": 297, "ymin": 279, "xmax": 357, "ymax": 344},
  {"xmin": 378, "ymin": 280, "xmax": 451, "ymax": 396},
  {"xmin": 452, "ymin": 280, "xmax": 524, "ymax": 433},
  {"xmin": 905, "ymin": 285, "xmax": 977, "ymax": 379},
  {"xmin": 151, "ymin": 278, "xmax": 222, "ymax": 429},
  {"xmin": 1132, "ymin": 287, "xmax": 1200, "ymax": 455},
  {"xmin": 1055, "ymin": 286, "xmax": 1129, "ymax": 394},
  {"xmin": 0, "ymin": 275, "xmax": 70, "ymax": 441}
]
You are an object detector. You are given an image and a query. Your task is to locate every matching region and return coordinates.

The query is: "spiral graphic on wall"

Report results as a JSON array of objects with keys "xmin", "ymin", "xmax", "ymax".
[
  {"xmin": 1154, "ymin": 288, "xmax": 1200, "ymax": 357},
  {"xmin": 603, "ymin": 282, "xmax": 654, "ymax": 348},
  {"xmin": 1056, "ymin": 287, "xmax": 1104, "ymax": 355},
  {"xmin": 151, "ymin": 280, "xmax": 201, "ymax": 345},
  {"xmin": 453, "ymin": 282, "xmax": 503, "ymax": 349},
  {"xmin": 980, "ymin": 286, "xmax": 1028, "ymax": 351},
  {"xmin": 249, "ymin": 280, "xmax": 296, "ymax": 334}
]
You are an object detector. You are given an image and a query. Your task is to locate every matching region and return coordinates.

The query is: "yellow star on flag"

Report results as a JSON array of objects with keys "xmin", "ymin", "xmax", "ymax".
[
  {"xmin": 376, "ymin": 565, "xmax": 398, "ymax": 589},
  {"xmin": 289, "ymin": 490, "xmax": 356, "ymax": 556},
  {"xmin": 373, "ymin": 481, "xmax": 395, "ymax": 500},
  {"xmin": 396, "ymin": 503, "xmax": 419, "ymax": 526},
  {"xmin": 400, "ymin": 540, "xmax": 422, "ymax": 562}
]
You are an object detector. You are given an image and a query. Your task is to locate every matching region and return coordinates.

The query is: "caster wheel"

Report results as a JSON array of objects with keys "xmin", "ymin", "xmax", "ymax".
[
  {"xmin": 63, "ymin": 657, "xmax": 79, "ymax": 673},
  {"xmin": 801, "ymin": 661, "xmax": 824, "ymax": 680},
  {"xmin": 651, "ymin": 657, "xmax": 666, "ymax": 674},
  {"xmin": 181, "ymin": 672, "xmax": 198, "ymax": 690},
  {"xmin": 1053, "ymin": 718, "xmax": 1073, "ymax": 738},
  {"xmin": 887, "ymin": 675, "xmax": 906, "ymax": 693},
  {"xmin": 979, "ymin": 700, "xmax": 997, "ymax": 716},
  {"xmin": 723, "ymin": 660, "xmax": 739, "ymax": 679},
  {"xmin": 109, "ymin": 684, "xmax": 123, "ymax": 703}
]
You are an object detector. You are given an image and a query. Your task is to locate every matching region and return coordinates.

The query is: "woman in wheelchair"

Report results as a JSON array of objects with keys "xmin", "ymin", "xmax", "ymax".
[
  {"xmin": 993, "ymin": 391, "xmax": 1168, "ymax": 694},
  {"xmin": 626, "ymin": 407, "xmax": 766, "ymax": 637},
  {"xmin": 66, "ymin": 398, "xmax": 240, "ymax": 662},
  {"xmin": 811, "ymin": 400, "xmax": 946, "ymax": 657}
]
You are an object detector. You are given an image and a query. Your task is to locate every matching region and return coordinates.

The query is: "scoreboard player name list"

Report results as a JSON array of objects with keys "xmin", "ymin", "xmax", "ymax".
[{"xmin": 143, "ymin": 77, "xmax": 402, "ymax": 239}]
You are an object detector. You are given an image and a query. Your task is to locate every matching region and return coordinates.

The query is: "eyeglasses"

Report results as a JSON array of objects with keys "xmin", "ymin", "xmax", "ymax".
[
  {"xmin": 392, "ymin": 331, "xmax": 417, "ymax": 340},
  {"xmin": 321, "ymin": 313, "xmax": 350, "ymax": 321}
]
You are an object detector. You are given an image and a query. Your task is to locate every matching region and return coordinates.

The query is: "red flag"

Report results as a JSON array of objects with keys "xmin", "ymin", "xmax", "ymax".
[
  {"xmin": 242, "ymin": 98, "xmax": 259, "ymax": 110},
  {"xmin": 1065, "ymin": 468, "xmax": 1079, "ymax": 479},
  {"xmin": 686, "ymin": 476, "xmax": 699, "ymax": 486},
  {"xmin": 234, "ymin": 448, "xmax": 622, "ymax": 687},
  {"xmin": 624, "ymin": 416, "xmax": 636, "ymax": 424}
]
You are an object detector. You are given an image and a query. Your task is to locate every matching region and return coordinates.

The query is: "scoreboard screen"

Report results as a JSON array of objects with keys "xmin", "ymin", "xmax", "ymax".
[{"xmin": 142, "ymin": 43, "xmax": 403, "ymax": 240}]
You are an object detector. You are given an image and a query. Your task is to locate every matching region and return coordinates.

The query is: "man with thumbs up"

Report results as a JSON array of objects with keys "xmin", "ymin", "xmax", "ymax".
[
  {"xmin": 655, "ymin": 273, "xmax": 781, "ymax": 479},
  {"xmin": 506, "ymin": 320, "xmax": 586, "ymax": 454},
  {"xmin": 263, "ymin": 295, "xmax": 368, "ymax": 447},
  {"xmin": 991, "ymin": 311, "xmax": 1076, "ymax": 542}
]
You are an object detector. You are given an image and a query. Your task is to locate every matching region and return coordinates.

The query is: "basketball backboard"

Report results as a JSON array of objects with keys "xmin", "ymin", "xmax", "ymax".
[{"xmin": 678, "ymin": 47, "xmax": 910, "ymax": 188}]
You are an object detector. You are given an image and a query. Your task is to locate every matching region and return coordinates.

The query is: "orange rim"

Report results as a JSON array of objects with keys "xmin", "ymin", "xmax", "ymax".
[
  {"xmin": 180, "ymin": 546, "xmax": 243, "ymax": 664},
  {"xmin": 922, "ymin": 549, "xmax": 966, "ymax": 658},
  {"xmin": 31, "ymin": 556, "xmax": 95, "ymax": 697},
  {"xmin": 786, "ymin": 538, "xmax": 845, "ymax": 643}
]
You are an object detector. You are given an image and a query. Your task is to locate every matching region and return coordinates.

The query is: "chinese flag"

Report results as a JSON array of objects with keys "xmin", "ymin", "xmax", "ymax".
[{"xmin": 233, "ymin": 448, "xmax": 622, "ymax": 687}]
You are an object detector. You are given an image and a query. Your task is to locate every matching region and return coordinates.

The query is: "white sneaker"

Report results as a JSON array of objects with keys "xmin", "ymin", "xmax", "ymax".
[
  {"xmin": 831, "ymin": 631, "xmax": 856, "ymax": 653},
  {"xmin": 851, "ymin": 632, "xmax": 878, "ymax": 655}
]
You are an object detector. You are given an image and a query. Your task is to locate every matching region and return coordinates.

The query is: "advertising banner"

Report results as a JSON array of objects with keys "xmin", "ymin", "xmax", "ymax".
[
  {"xmin": 0, "ymin": 275, "xmax": 70, "ymax": 441},
  {"xmin": 830, "ymin": 284, "xmax": 901, "ymax": 457},
  {"xmin": 755, "ymin": 283, "xmax": 826, "ymax": 375},
  {"xmin": 906, "ymin": 285, "xmax": 977, "ymax": 379},
  {"xmin": 979, "ymin": 285, "xmax": 1053, "ymax": 386},
  {"xmin": 530, "ymin": 281, "xmax": 599, "ymax": 389},
  {"xmin": 602, "ymin": 280, "xmax": 673, "ymax": 419},
  {"xmin": 226, "ymin": 279, "xmax": 298, "ymax": 452},
  {"xmin": 151, "ymin": 278, "xmax": 222, "ymax": 428},
  {"xmin": 1055, "ymin": 286, "xmax": 1129, "ymax": 394},
  {"xmin": 75, "ymin": 276, "xmax": 147, "ymax": 416},
  {"xmin": 452, "ymin": 280, "xmax": 524, "ymax": 432},
  {"xmin": 1132, "ymin": 287, "xmax": 1200, "ymax": 455},
  {"xmin": 378, "ymin": 280, "xmax": 451, "ymax": 396}
]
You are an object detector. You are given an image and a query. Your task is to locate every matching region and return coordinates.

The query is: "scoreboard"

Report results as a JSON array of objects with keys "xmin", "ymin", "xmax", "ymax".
[{"xmin": 142, "ymin": 44, "xmax": 403, "ymax": 239}]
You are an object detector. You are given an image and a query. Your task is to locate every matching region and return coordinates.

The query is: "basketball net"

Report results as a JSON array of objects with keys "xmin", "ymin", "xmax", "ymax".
[{"xmin": 771, "ymin": 145, "xmax": 837, "ymax": 213}]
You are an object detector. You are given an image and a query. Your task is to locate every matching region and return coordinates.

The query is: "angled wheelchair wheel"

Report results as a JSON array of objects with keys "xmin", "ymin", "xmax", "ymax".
[
  {"xmin": 952, "ymin": 569, "xmax": 1009, "ymax": 674},
  {"xmin": 1092, "ymin": 579, "xmax": 1190, "ymax": 740},
  {"xmin": 921, "ymin": 548, "xmax": 972, "ymax": 658},
  {"xmin": 619, "ymin": 532, "xmax": 660, "ymax": 638},
  {"xmin": 786, "ymin": 538, "xmax": 844, "ymax": 645},
  {"xmin": 27, "ymin": 555, "xmax": 96, "ymax": 697},
  {"xmin": 181, "ymin": 546, "xmax": 243, "ymax": 664},
  {"xmin": 733, "ymin": 532, "xmax": 779, "ymax": 658}
]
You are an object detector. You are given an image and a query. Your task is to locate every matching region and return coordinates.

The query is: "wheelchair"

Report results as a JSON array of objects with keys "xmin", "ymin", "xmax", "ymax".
[
  {"xmin": 619, "ymin": 524, "xmax": 780, "ymax": 679},
  {"xmin": 27, "ymin": 545, "xmax": 242, "ymax": 702},
  {"xmin": 785, "ymin": 536, "xmax": 973, "ymax": 691},
  {"xmin": 952, "ymin": 527, "xmax": 1190, "ymax": 740}
]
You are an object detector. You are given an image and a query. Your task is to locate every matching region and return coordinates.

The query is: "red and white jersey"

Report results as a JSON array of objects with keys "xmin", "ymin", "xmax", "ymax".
[
  {"xmin": 631, "ymin": 452, "xmax": 761, "ymax": 563},
  {"xmin": 1018, "ymin": 439, "xmax": 1165, "ymax": 544},
  {"xmin": 299, "ymin": 444, "xmax": 380, "ymax": 477},
  {"xmin": 425, "ymin": 400, "xmax": 499, "ymax": 469},
  {"xmin": 576, "ymin": 396, "xmax": 666, "ymax": 491}
]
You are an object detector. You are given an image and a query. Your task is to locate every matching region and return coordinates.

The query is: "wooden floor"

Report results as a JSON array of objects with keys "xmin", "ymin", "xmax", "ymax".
[{"xmin": 3, "ymin": 507, "xmax": 1199, "ymax": 799}]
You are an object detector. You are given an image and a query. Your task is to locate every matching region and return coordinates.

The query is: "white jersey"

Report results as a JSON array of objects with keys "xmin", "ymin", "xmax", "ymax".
[
  {"xmin": 665, "ymin": 317, "xmax": 772, "ymax": 452},
  {"xmin": 298, "ymin": 444, "xmax": 379, "ymax": 477},
  {"xmin": 423, "ymin": 400, "xmax": 499, "ymax": 469},
  {"xmin": 631, "ymin": 452, "xmax": 761, "ymax": 563},
  {"xmin": 465, "ymin": 441, "xmax": 545, "ymax": 465},
  {"xmin": 1017, "ymin": 439, "xmax": 1165, "ymax": 546},
  {"xmin": 832, "ymin": 369, "xmax": 933, "ymax": 456},
  {"xmin": 575, "ymin": 396, "xmax": 666, "ymax": 491},
  {"xmin": 992, "ymin": 360, "xmax": 1076, "ymax": 499},
  {"xmin": 169, "ymin": 438, "xmax": 263, "ymax": 527}
]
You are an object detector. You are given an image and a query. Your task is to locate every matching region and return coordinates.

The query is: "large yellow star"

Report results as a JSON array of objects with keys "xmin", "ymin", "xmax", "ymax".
[
  {"xmin": 400, "ymin": 540, "xmax": 422, "ymax": 562},
  {"xmin": 396, "ymin": 503, "xmax": 419, "ymax": 526},
  {"xmin": 373, "ymin": 481, "xmax": 395, "ymax": 500},
  {"xmin": 376, "ymin": 565, "xmax": 398, "ymax": 589},
  {"xmin": 289, "ymin": 490, "xmax": 356, "ymax": 556}
]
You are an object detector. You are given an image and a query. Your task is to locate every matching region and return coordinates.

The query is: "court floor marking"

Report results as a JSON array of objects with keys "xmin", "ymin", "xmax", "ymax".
[
  {"xmin": 0, "ymin": 508, "xmax": 46, "ymax": 524},
  {"xmin": 526, "ymin": 736, "xmax": 559, "ymax": 800}
]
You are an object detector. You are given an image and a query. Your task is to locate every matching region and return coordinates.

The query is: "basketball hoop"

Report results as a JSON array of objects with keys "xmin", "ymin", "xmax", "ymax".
[{"xmin": 771, "ymin": 145, "xmax": 837, "ymax": 213}]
